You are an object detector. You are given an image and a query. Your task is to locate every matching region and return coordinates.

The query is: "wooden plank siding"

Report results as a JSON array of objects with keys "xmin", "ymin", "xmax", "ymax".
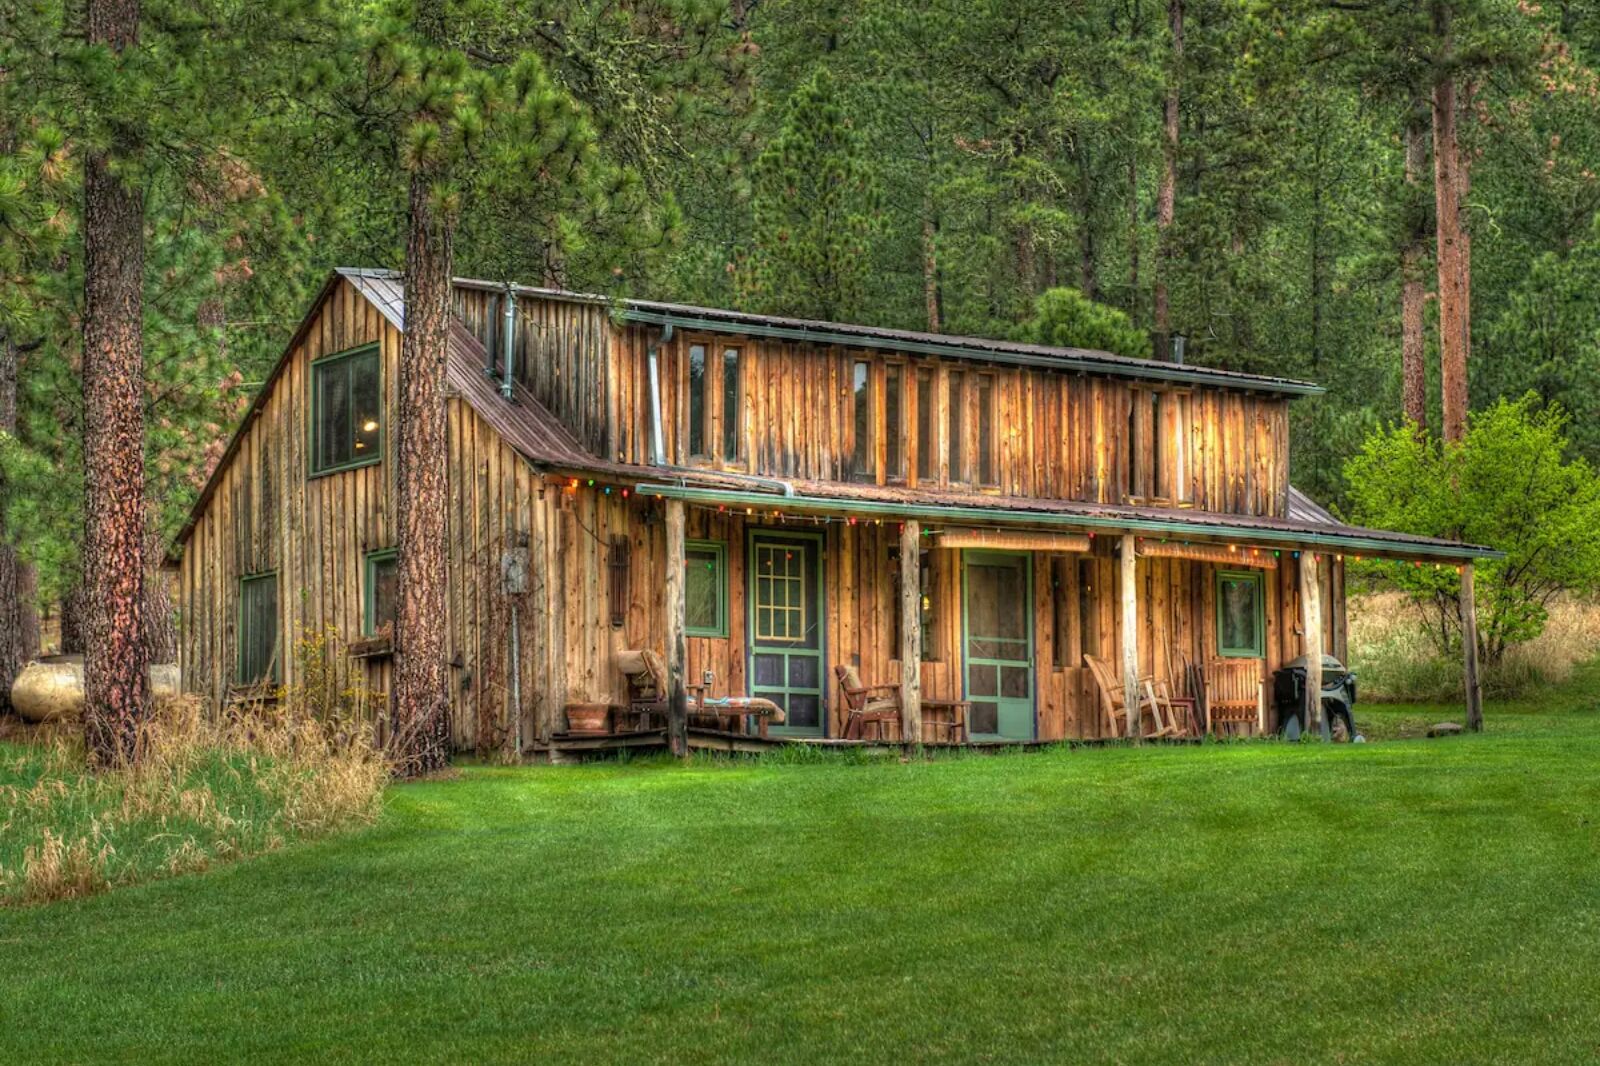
[
  {"xmin": 449, "ymin": 290, "xmax": 1292, "ymax": 519},
  {"xmin": 180, "ymin": 281, "xmax": 1340, "ymax": 753}
]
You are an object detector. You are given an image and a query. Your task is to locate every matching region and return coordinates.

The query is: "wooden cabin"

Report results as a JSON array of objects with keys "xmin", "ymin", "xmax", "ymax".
[{"xmin": 172, "ymin": 268, "xmax": 1496, "ymax": 754}]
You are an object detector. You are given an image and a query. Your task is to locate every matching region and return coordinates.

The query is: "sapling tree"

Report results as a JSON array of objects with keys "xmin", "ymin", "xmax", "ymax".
[{"xmin": 1344, "ymin": 395, "xmax": 1600, "ymax": 666}]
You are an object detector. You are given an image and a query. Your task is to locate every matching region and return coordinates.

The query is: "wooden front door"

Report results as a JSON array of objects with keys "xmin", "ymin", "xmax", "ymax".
[
  {"xmin": 748, "ymin": 531, "xmax": 826, "ymax": 736},
  {"xmin": 962, "ymin": 551, "xmax": 1035, "ymax": 741}
]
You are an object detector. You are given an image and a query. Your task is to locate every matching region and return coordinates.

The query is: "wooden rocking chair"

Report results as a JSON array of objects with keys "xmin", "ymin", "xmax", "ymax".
[
  {"xmin": 1083, "ymin": 654, "xmax": 1179, "ymax": 739},
  {"xmin": 834, "ymin": 664, "xmax": 902, "ymax": 741},
  {"xmin": 1204, "ymin": 659, "xmax": 1263, "ymax": 737}
]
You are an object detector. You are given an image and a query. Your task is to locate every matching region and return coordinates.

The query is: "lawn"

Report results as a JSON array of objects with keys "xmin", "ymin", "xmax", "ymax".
[{"xmin": 4, "ymin": 680, "xmax": 1600, "ymax": 1064}]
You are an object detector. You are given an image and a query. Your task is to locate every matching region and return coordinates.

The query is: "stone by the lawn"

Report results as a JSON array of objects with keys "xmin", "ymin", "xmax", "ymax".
[{"xmin": 1427, "ymin": 722, "xmax": 1464, "ymax": 737}]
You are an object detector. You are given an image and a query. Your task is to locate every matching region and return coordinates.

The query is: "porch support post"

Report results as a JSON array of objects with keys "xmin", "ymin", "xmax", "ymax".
[
  {"xmin": 665, "ymin": 498, "xmax": 689, "ymax": 757},
  {"xmin": 1120, "ymin": 533, "xmax": 1140, "ymax": 739},
  {"xmin": 1298, "ymin": 550, "xmax": 1325, "ymax": 739},
  {"xmin": 899, "ymin": 519, "xmax": 923, "ymax": 748},
  {"xmin": 1461, "ymin": 563, "xmax": 1483, "ymax": 732}
]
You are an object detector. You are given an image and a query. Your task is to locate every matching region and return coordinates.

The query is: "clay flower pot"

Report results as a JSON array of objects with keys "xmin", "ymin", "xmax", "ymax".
[{"xmin": 564, "ymin": 703, "xmax": 611, "ymax": 735}]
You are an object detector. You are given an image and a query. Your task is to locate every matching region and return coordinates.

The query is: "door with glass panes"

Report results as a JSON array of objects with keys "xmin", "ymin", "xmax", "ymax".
[
  {"xmin": 747, "ymin": 531, "xmax": 825, "ymax": 736},
  {"xmin": 962, "ymin": 551, "xmax": 1035, "ymax": 740}
]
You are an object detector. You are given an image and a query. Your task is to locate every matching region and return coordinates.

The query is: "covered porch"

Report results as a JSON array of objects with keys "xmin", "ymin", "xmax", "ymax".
[{"xmin": 533, "ymin": 476, "xmax": 1493, "ymax": 758}]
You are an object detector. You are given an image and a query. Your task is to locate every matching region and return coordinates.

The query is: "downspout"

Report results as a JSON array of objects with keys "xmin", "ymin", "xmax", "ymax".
[
  {"xmin": 501, "ymin": 282, "xmax": 517, "ymax": 400},
  {"xmin": 644, "ymin": 320, "xmax": 795, "ymax": 496},
  {"xmin": 484, "ymin": 291, "xmax": 500, "ymax": 379}
]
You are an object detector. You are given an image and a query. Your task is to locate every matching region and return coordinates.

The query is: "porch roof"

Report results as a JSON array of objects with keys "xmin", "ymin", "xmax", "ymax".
[{"xmin": 631, "ymin": 480, "xmax": 1502, "ymax": 563}]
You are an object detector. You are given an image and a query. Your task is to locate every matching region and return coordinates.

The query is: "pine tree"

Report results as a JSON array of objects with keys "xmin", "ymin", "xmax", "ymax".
[{"xmin": 738, "ymin": 67, "xmax": 881, "ymax": 322}]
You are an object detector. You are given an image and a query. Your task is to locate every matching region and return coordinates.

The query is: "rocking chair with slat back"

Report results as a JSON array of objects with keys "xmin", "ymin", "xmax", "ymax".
[
  {"xmin": 1083, "ymin": 654, "xmax": 1178, "ymax": 739},
  {"xmin": 834, "ymin": 665, "xmax": 902, "ymax": 741}
]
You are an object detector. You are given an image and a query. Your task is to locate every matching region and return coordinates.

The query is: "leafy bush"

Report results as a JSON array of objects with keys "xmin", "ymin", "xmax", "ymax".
[
  {"xmin": 1018, "ymin": 287, "xmax": 1151, "ymax": 359},
  {"xmin": 1343, "ymin": 395, "xmax": 1600, "ymax": 665}
]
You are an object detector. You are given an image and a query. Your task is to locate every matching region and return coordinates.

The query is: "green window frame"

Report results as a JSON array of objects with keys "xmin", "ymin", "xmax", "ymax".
[
  {"xmin": 364, "ymin": 548, "xmax": 398, "ymax": 636},
  {"xmin": 310, "ymin": 343, "xmax": 383, "ymax": 476},
  {"xmin": 1215, "ymin": 569, "xmax": 1266, "ymax": 658},
  {"xmin": 237, "ymin": 571, "xmax": 280, "ymax": 684},
  {"xmin": 685, "ymin": 539, "xmax": 728, "ymax": 638}
]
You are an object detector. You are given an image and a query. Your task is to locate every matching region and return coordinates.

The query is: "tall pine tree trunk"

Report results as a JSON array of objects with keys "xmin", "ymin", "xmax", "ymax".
[
  {"xmin": 391, "ymin": 169, "xmax": 454, "ymax": 777},
  {"xmin": 0, "ymin": 332, "xmax": 39, "ymax": 712},
  {"xmin": 1154, "ymin": 0, "xmax": 1183, "ymax": 343},
  {"xmin": 1401, "ymin": 112, "xmax": 1429, "ymax": 430},
  {"xmin": 82, "ymin": 0, "xmax": 148, "ymax": 767},
  {"xmin": 1432, "ymin": 2, "xmax": 1470, "ymax": 445}
]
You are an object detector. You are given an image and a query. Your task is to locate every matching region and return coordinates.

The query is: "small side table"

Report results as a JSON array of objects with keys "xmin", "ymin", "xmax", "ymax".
[{"xmin": 920, "ymin": 699, "xmax": 970, "ymax": 745}]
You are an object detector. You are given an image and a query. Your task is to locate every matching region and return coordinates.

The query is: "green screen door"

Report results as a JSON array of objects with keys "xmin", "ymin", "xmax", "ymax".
[
  {"xmin": 748, "ymin": 532, "xmax": 825, "ymax": 736},
  {"xmin": 963, "ymin": 551, "xmax": 1034, "ymax": 740}
]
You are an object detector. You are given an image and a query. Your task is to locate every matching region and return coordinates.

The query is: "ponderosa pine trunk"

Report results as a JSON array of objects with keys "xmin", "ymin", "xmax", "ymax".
[
  {"xmin": 1154, "ymin": 0, "xmax": 1182, "ymax": 343},
  {"xmin": 0, "ymin": 332, "xmax": 39, "ymax": 712},
  {"xmin": 1432, "ymin": 2, "xmax": 1470, "ymax": 445},
  {"xmin": 391, "ymin": 169, "xmax": 454, "ymax": 777},
  {"xmin": 82, "ymin": 0, "xmax": 148, "ymax": 768},
  {"xmin": 1401, "ymin": 113, "xmax": 1429, "ymax": 430}
]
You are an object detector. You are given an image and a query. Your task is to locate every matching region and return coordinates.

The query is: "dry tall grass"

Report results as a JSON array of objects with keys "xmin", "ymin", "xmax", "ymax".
[
  {"xmin": 0, "ymin": 694, "xmax": 388, "ymax": 907},
  {"xmin": 1348, "ymin": 592, "xmax": 1600, "ymax": 701}
]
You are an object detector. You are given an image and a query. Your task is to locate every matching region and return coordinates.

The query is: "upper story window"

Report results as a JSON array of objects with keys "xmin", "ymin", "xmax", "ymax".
[
  {"xmin": 687, "ymin": 343, "xmax": 743, "ymax": 464},
  {"xmin": 976, "ymin": 373, "xmax": 997, "ymax": 488},
  {"xmin": 915, "ymin": 368, "xmax": 936, "ymax": 483},
  {"xmin": 1168, "ymin": 391, "xmax": 1193, "ymax": 503},
  {"xmin": 885, "ymin": 364, "xmax": 904, "ymax": 482},
  {"xmin": 947, "ymin": 370, "xmax": 966, "ymax": 483},
  {"xmin": 851, "ymin": 360, "xmax": 874, "ymax": 482},
  {"xmin": 312, "ymin": 344, "xmax": 381, "ymax": 476},
  {"xmin": 688, "ymin": 343, "xmax": 708, "ymax": 458}
]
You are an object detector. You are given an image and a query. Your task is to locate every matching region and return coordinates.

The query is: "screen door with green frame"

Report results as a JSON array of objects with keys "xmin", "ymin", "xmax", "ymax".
[
  {"xmin": 747, "ymin": 531, "xmax": 826, "ymax": 736},
  {"xmin": 962, "ymin": 551, "xmax": 1035, "ymax": 740}
]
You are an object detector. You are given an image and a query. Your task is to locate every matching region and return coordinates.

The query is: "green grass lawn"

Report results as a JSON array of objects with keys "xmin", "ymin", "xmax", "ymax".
[{"xmin": 5, "ymin": 678, "xmax": 1600, "ymax": 1064}]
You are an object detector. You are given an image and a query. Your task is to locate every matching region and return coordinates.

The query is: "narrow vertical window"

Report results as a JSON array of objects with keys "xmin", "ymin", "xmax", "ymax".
[
  {"xmin": 364, "ymin": 549, "xmax": 398, "ymax": 636},
  {"xmin": 1078, "ymin": 558, "xmax": 1097, "ymax": 662},
  {"xmin": 1052, "ymin": 556, "xmax": 1073, "ymax": 668},
  {"xmin": 885, "ymin": 365, "xmax": 903, "ymax": 481},
  {"xmin": 1126, "ymin": 392, "xmax": 1140, "ymax": 498},
  {"xmin": 916, "ymin": 368, "xmax": 936, "ymax": 482},
  {"xmin": 977, "ymin": 374, "xmax": 997, "ymax": 487},
  {"xmin": 1153, "ymin": 391, "xmax": 1167, "ymax": 499},
  {"xmin": 721, "ymin": 347, "xmax": 741, "ymax": 461},
  {"xmin": 1173, "ymin": 392, "xmax": 1193, "ymax": 503},
  {"xmin": 947, "ymin": 371, "xmax": 965, "ymax": 482},
  {"xmin": 238, "ymin": 572, "xmax": 280, "ymax": 684},
  {"xmin": 851, "ymin": 360, "xmax": 874, "ymax": 481},
  {"xmin": 687, "ymin": 344, "xmax": 707, "ymax": 459},
  {"xmin": 920, "ymin": 549, "xmax": 938, "ymax": 661}
]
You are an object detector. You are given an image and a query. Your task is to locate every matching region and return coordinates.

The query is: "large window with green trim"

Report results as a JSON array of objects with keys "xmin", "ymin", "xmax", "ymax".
[
  {"xmin": 365, "ymin": 548, "xmax": 398, "ymax": 636},
  {"xmin": 312, "ymin": 344, "xmax": 382, "ymax": 475},
  {"xmin": 685, "ymin": 540, "xmax": 728, "ymax": 637},
  {"xmin": 238, "ymin": 572, "xmax": 280, "ymax": 684},
  {"xmin": 1216, "ymin": 570, "xmax": 1265, "ymax": 658}
]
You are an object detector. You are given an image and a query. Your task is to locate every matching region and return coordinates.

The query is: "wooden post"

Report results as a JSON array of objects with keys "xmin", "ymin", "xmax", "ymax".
[
  {"xmin": 1461, "ymin": 563, "xmax": 1483, "ymax": 732},
  {"xmin": 664, "ymin": 499, "xmax": 688, "ymax": 757},
  {"xmin": 899, "ymin": 519, "xmax": 923, "ymax": 748},
  {"xmin": 1120, "ymin": 534, "xmax": 1139, "ymax": 739},
  {"xmin": 1298, "ymin": 551, "xmax": 1324, "ymax": 738}
]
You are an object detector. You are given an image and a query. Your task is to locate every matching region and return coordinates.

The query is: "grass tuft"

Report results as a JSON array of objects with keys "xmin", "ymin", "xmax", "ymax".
[{"xmin": 0, "ymin": 694, "xmax": 387, "ymax": 907}]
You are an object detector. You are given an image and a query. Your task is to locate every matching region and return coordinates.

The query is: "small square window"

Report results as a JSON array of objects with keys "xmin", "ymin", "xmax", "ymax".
[
  {"xmin": 238, "ymin": 572, "xmax": 280, "ymax": 684},
  {"xmin": 685, "ymin": 540, "xmax": 728, "ymax": 637},
  {"xmin": 312, "ymin": 345, "xmax": 382, "ymax": 475},
  {"xmin": 365, "ymin": 548, "xmax": 398, "ymax": 636},
  {"xmin": 1216, "ymin": 570, "xmax": 1265, "ymax": 658}
]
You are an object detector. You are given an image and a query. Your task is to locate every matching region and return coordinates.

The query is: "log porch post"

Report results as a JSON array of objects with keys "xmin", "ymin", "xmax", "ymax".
[
  {"xmin": 899, "ymin": 519, "xmax": 923, "ymax": 748},
  {"xmin": 1120, "ymin": 533, "xmax": 1139, "ymax": 739},
  {"xmin": 664, "ymin": 498, "xmax": 689, "ymax": 757},
  {"xmin": 1298, "ymin": 550, "xmax": 1324, "ymax": 738},
  {"xmin": 1461, "ymin": 563, "xmax": 1483, "ymax": 732}
]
